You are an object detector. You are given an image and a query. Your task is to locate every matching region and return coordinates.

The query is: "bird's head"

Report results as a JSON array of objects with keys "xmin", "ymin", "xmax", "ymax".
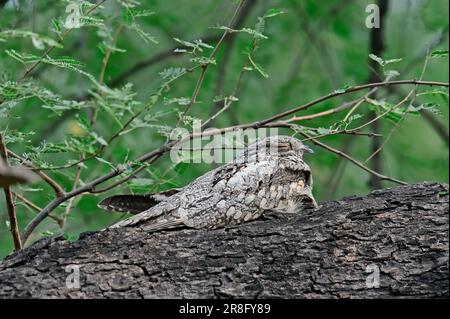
[{"xmin": 237, "ymin": 135, "xmax": 313, "ymax": 162}]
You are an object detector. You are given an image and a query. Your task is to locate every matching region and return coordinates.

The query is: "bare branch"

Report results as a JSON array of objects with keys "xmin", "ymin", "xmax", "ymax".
[
  {"xmin": 0, "ymin": 133, "xmax": 22, "ymax": 250},
  {"xmin": 12, "ymin": 191, "xmax": 62, "ymax": 225},
  {"xmin": 297, "ymin": 131, "xmax": 407, "ymax": 185},
  {"xmin": 7, "ymin": 150, "xmax": 65, "ymax": 197}
]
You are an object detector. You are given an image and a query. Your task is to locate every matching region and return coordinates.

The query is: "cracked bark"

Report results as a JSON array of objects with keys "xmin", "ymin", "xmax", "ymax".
[{"xmin": 0, "ymin": 182, "xmax": 448, "ymax": 298}]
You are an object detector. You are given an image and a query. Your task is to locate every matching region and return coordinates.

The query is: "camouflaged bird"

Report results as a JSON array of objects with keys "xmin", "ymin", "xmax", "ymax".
[{"xmin": 99, "ymin": 135, "xmax": 317, "ymax": 233}]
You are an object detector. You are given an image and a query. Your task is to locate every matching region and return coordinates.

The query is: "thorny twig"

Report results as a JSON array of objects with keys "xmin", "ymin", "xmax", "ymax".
[{"xmin": 0, "ymin": 133, "xmax": 22, "ymax": 250}]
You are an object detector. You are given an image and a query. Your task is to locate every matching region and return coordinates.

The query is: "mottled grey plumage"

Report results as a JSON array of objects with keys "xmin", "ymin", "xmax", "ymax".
[{"xmin": 99, "ymin": 135, "xmax": 317, "ymax": 233}]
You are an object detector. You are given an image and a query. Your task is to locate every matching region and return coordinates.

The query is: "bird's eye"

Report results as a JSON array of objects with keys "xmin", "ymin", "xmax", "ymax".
[{"xmin": 278, "ymin": 142, "xmax": 290, "ymax": 152}]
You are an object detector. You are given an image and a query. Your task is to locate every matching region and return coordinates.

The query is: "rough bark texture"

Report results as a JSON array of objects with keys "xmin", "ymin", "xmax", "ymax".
[{"xmin": 0, "ymin": 182, "xmax": 448, "ymax": 298}]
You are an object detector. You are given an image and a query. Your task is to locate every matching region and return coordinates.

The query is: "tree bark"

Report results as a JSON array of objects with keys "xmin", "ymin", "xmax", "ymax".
[{"xmin": 0, "ymin": 182, "xmax": 448, "ymax": 298}]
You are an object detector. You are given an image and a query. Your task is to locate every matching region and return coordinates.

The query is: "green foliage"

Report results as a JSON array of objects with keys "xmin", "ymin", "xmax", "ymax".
[
  {"xmin": 431, "ymin": 50, "xmax": 449, "ymax": 58},
  {"xmin": 0, "ymin": 30, "xmax": 63, "ymax": 49}
]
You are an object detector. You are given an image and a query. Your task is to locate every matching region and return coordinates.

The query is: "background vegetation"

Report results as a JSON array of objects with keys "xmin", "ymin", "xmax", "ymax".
[{"xmin": 0, "ymin": 0, "xmax": 448, "ymax": 259}]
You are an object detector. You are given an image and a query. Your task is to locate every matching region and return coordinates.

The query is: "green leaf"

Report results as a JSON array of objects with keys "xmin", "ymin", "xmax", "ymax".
[
  {"xmin": 75, "ymin": 113, "xmax": 108, "ymax": 146},
  {"xmin": 344, "ymin": 114, "xmax": 363, "ymax": 123},
  {"xmin": 385, "ymin": 111, "xmax": 403, "ymax": 123},
  {"xmin": 1, "ymin": 130, "xmax": 35, "ymax": 144},
  {"xmin": 18, "ymin": 187, "xmax": 44, "ymax": 192},
  {"xmin": 384, "ymin": 58, "xmax": 403, "ymax": 65},
  {"xmin": 76, "ymin": 113, "xmax": 92, "ymax": 133},
  {"xmin": 164, "ymin": 97, "xmax": 191, "ymax": 106},
  {"xmin": 0, "ymin": 30, "xmax": 63, "ymax": 48},
  {"xmin": 190, "ymin": 56, "xmax": 216, "ymax": 65},
  {"xmin": 369, "ymin": 53, "xmax": 384, "ymax": 66},
  {"xmin": 51, "ymin": 18, "xmax": 63, "ymax": 37},
  {"xmin": 417, "ymin": 89, "xmax": 449, "ymax": 98},
  {"xmin": 248, "ymin": 54, "xmax": 268, "ymax": 78},
  {"xmin": 79, "ymin": 15, "xmax": 104, "ymax": 28},
  {"xmin": 41, "ymin": 230, "xmax": 54, "ymax": 237},
  {"xmin": 127, "ymin": 22, "xmax": 158, "ymax": 44},
  {"xmin": 174, "ymin": 162, "xmax": 189, "ymax": 175},
  {"xmin": 173, "ymin": 37, "xmax": 197, "ymax": 48},
  {"xmin": 333, "ymin": 85, "xmax": 351, "ymax": 94},
  {"xmin": 317, "ymin": 127, "xmax": 331, "ymax": 135},
  {"xmin": 159, "ymin": 67, "xmax": 187, "ymax": 81},
  {"xmin": 95, "ymin": 157, "xmax": 115, "ymax": 168},
  {"xmin": 431, "ymin": 50, "xmax": 449, "ymax": 58},
  {"xmin": 369, "ymin": 54, "xmax": 402, "ymax": 67},
  {"xmin": 4, "ymin": 51, "xmax": 98, "ymax": 83},
  {"xmin": 91, "ymin": 132, "xmax": 108, "ymax": 146},
  {"xmin": 213, "ymin": 26, "xmax": 268, "ymax": 40},
  {"xmin": 117, "ymin": 0, "xmax": 140, "ymax": 8},
  {"xmin": 213, "ymin": 95, "xmax": 239, "ymax": 103},
  {"xmin": 263, "ymin": 8, "xmax": 285, "ymax": 18},
  {"xmin": 123, "ymin": 8, "xmax": 154, "ymax": 21},
  {"xmin": 36, "ymin": 141, "xmax": 69, "ymax": 153},
  {"xmin": 384, "ymin": 70, "xmax": 400, "ymax": 78},
  {"xmin": 173, "ymin": 38, "xmax": 212, "ymax": 52},
  {"xmin": 417, "ymin": 102, "xmax": 442, "ymax": 116},
  {"xmin": 365, "ymin": 98, "xmax": 405, "ymax": 123}
]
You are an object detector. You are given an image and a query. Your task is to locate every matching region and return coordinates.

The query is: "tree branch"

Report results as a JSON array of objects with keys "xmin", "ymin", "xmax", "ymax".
[
  {"xmin": 0, "ymin": 133, "xmax": 22, "ymax": 250},
  {"xmin": 298, "ymin": 131, "xmax": 407, "ymax": 185},
  {"xmin": 7, "ymin": 150, "xmax": 65, "ymax": 197},
  {"xmin": 367, "ymin": 0, "xmax": 388, "ymax": 189},
  {"xmin": 1, "ymin": 182, "xmax": 447, "ymax": 298}
]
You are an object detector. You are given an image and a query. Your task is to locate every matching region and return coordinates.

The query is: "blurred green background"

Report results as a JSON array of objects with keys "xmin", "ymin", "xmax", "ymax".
[{"xmin": 0, "ymin": 0, "xmax": 448, "ymax": 258}]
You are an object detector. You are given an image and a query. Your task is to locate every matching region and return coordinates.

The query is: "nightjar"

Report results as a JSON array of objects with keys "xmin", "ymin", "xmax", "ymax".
[{"xmin": 99, "ymin": 135, "xmax": 317, "ymax": 232}]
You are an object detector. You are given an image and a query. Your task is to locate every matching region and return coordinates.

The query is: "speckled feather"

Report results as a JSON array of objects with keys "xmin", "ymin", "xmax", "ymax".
[{"xmin": 100, "ymin": 136, "xmax": 317, "ymax": 232}]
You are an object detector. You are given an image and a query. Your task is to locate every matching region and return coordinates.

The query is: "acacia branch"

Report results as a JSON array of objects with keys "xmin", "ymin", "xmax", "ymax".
[
  {"xmin": 60, "ymin": 161, "xmax": 83, "ymax": 230},
  {"xmin": 297, "ymin": 131, "xmax": 407, "ymax": 185},
  {"xmin": 254, "ymin": 79, "xmax": 448, "ymax": 127},
  {"xmin": 0, "ymin": 134, "xmax": 22, "ymax": 250},
  {"xmin": 7, "ymin": 150, "xmax": 65, "ymax": 197},
  {"xmin": 12, "ymin": 192, "xmax": 62, "ymax": 225}
]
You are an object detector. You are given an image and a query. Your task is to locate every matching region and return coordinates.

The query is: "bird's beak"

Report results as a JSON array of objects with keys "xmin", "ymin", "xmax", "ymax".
[{"xmin": 302, "ymin": 145, "xmax": 314, "ymax": 154}]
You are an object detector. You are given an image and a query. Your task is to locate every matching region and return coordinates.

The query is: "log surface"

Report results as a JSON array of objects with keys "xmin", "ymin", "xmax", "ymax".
[{"xmin": 0, "ymin": 182, "xmax": 448, "ymax": 298}]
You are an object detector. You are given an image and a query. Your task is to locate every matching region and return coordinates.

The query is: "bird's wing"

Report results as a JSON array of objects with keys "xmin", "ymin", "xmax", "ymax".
[
  {"xmin": 178, "ymin": 159, "xmax": 279, "ymax": 229},
  {"xmin": 142, "ymin": 216, "xmax": 185, "ymax": 233},
  {"xmin": 110, "ymin": 161, "xmax": 256, "ymax": 230},
  {"xmin": 98, "ymin": 188, "xmax": 181, "ymax": 214}
]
